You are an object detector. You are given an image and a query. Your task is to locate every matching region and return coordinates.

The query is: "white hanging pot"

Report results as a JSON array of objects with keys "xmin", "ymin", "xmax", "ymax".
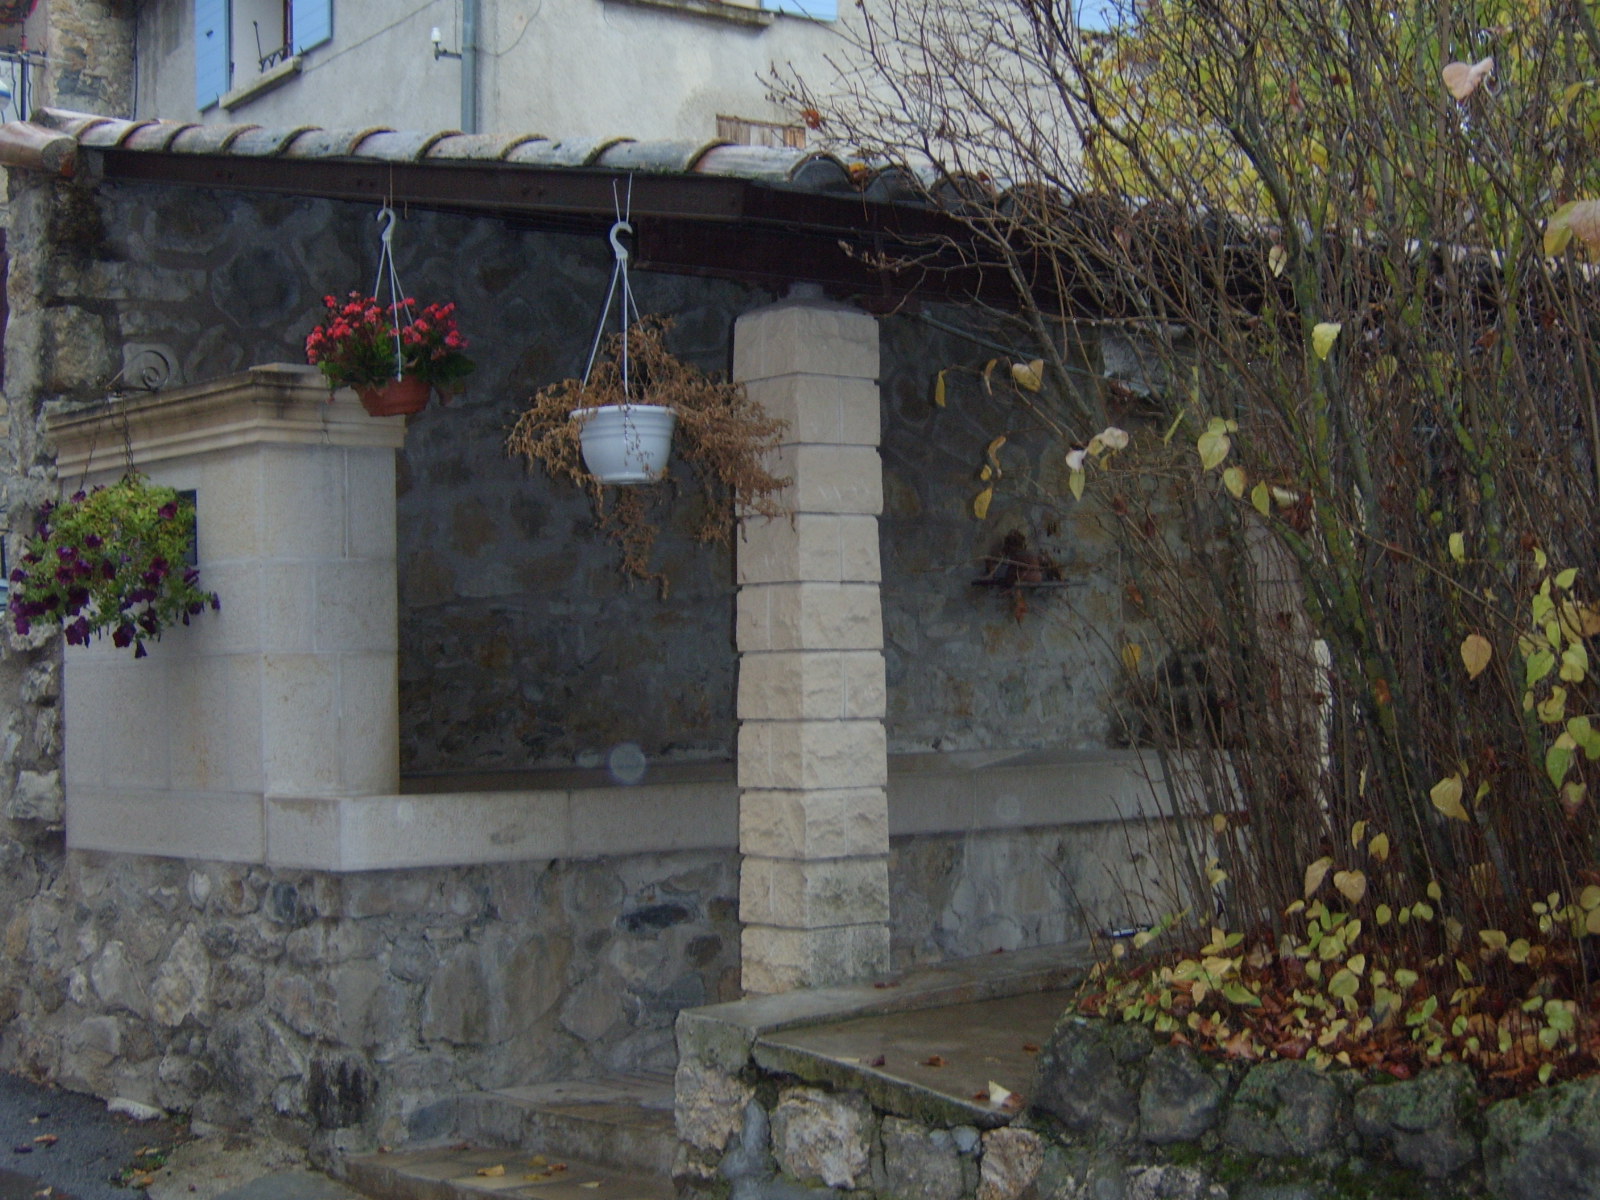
[{"xmin": 573, "ymin": 404, "xmax": 677, "ymax": 484}]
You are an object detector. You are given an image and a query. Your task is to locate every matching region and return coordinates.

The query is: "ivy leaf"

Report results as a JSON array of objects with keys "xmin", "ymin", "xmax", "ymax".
[
  {"xmin": 1448, "ymin": 532, "xmax": 1465, "ymax": 563},
  {"xmin": 1121, "ymin": 643, "xmax": 1144, "ymax": 673},
  {"xmin": 934, "ymin": 370, "xmax": 947, "ymax": 408},
  {"xmin": 1268, "ymin": 245, "xmax": 1289, "ymax": 276},
  {"xmin": 1312, "ymin": 322, "xmax": 1342, "ymax": 360},
  {"xmin": 1556, "ymin": 567, "xmax": 1578, "ymax": 590},
  {"xmin": 984, "ymin": 435, "xmax": 1007, "ymax": 478},
  {"xmin": 1526, "ymin": 649, "xmax": 1556, "ymax": 687},
  {"xmin": 973, "ymin": 487, "xmax": 994, "ymax": 520},
  {"xmin": 1430, "ymin": 775, "xmax": 1469, "ymax": 821},
  {"xmin": 1068, "ymin": 468, "xmax": 1085, "ymax": 501},
  {"xmin": 1368, "ymin": 832, "xmax": 1390, "ymax": 863},
  {"xmin": 1567, "ymin": 716, "xmax": 1600, "ymax": 761},
  {"xmin": 1328, "ymin": 968, "xmax": 1360, "ymax": 999},
  {"xmin": 1546, "ymin": 201, "xmax": 1580, "ymax": 256},
  {"xmin": 1460, "ymin": 634, "xmax": 1492, "ymax": 679},
  {"xmin": 1222, "ymin": 466, "xmax": 1246, "ymax": 499}
]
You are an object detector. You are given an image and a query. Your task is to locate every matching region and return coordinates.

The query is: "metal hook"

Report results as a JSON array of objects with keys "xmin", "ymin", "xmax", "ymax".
[
  {"xmin": 608, "ymin": 219, "xmax": 633, "ymax": 264},
  {"xmin": 376, "ymin": 205, "xmax": 397, "ymax": 246}
]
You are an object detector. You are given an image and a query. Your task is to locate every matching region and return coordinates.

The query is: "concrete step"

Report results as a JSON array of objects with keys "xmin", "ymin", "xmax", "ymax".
[
  {"xmin": 342, "ymin": 1144, "xmax": 671, "ymax": 1200},
  {"xmin": 452, "ymin": 1075, "xmax": 678, "ymax": 1180}
]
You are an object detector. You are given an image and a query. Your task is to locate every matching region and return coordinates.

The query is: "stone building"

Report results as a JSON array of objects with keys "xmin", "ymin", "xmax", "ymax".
[
  {"xmin": 0, "ymin": 106, "xmax": 1176, "ymax": 1153},
  {"xmin": 10, "ymin": 0, "xmax": 846, "ymax": 142}
]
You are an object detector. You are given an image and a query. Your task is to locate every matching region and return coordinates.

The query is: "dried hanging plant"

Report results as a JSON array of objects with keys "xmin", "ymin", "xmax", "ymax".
[{"xmin": 507, "ymin": 318, "xmax": 789, "ymax": 592}]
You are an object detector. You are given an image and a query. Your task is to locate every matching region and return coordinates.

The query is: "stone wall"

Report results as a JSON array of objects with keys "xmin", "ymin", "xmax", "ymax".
[
  {"xmin": 2, "ymin": 167, "xmax": 1127, "ymax": 786},
  {"xmin": 2, "ymin": 847, "xmax": 741, "ymax": 1146},
  {"xmin": 681, "ymin": 1005, "xmax": 1600, "ymax": 1200}
]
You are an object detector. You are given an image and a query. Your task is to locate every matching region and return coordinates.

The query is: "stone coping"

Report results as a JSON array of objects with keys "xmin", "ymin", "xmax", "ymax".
[
  {"xmin": 677, "ymin": 941, "xmax": 1090, "ymax": 1070},
  {"xmin": 68, "ymin": 750, "xmax": 1174, "ymax": 871},
  {"xmin": 46, "ymin": 364, "xmax": 402, "ymax": 476}
]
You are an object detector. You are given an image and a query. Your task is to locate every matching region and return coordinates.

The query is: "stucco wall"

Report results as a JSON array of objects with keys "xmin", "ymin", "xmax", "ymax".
[{"xmin": 131, "ymin": 0, "xmax": 850, "ymax": 141}]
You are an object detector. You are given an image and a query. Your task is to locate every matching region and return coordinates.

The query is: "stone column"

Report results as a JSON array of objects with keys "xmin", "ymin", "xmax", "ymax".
[{"xmin": 732, "ymin": 294, "xmax": 891, "ymax": 993}]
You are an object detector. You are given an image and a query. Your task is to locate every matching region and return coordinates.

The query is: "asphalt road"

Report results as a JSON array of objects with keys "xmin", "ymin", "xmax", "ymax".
[{"xmin": 0, "ymin": 1072, "xmax": 184, "ymax": 1200}]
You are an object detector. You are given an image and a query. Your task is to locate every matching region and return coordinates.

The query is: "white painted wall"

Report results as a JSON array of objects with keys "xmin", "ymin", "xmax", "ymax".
[{"xmin": 132, "ymin": 0, "xmax": 852, "ymax": 142}]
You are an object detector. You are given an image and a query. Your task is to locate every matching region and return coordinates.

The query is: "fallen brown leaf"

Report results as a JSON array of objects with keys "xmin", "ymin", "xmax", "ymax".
[
  {"xmin": 922, "ymin": 1055, "xmax": 946, "ymax": 1067},
  {"xmin": 1021, "ymin": 1043, "xmax": 1040, "ymax": 1053},
  {"xmin": 31, "ymin": 1135, "xmax": 57, "ymax": 1147},
  {"xmin": 476, "ymin": 1165, "xmax": 506, "ymax": 1178}
]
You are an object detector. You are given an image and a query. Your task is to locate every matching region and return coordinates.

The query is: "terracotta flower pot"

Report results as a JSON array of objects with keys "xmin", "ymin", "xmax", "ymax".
[{"xmin": 355, "ymin": 375, "xmax": 431, "ymax": 417}]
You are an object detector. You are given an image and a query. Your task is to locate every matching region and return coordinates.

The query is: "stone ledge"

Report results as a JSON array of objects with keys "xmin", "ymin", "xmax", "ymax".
[
  {"xmin": 47, "ymin": 364, "xmax": 403, "ymax": 477},
  {"xmin": 63, "ymin": 751, "xmax": 1181, "ymax": 870},
  {"xmin": 601, "ymin": 0, "xmax": 775, "ymax": 26}
]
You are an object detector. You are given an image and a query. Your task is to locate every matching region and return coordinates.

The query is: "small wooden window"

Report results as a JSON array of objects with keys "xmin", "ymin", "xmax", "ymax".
[{"xmin": 716, "ymin": 115, "xmax": 806, "ymax": 149}]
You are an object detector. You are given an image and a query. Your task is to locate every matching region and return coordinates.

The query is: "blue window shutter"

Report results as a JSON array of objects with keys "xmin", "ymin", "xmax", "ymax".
[
  {"xmin": 761, "ymin": 0, "xmax": 837, "ymax": 18},
  {"xmin": 194, "ymin": 0, "xmax": 229, "ymax": 110},
  {"xmin": 291, "ymin": 0, "xmax": 332, "ymax": 53}
]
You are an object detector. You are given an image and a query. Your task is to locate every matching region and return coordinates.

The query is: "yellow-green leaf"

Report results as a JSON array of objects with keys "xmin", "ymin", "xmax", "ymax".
[
  {"xmin": 1011, "ymin": 359, "xmax": 1044, "ymax": 392},
  {"xmin": 1430, "ymin": 775, "xmax": 1469, "ymax": 821},
  {"xmin": 1556, "ymin": 567, "xmax": 1578, "ymax": 590},
  {"xmin": 985, "ymin": 435, "xmax": 1007, "ymax": 477},
  {"xmin": 1449, "ymin": 532, "xmax": 1466, "ymax": 563},
  {"xmin": 1547, "ymin": 739, "xmax": 1575, "ymax": 789},
  {"xmin": 973, "ymin": 486, "xmax": 994, "ymax": 520},
  {"xmin": 1480, "ymin": 929, "xmax": 1507, "ymax": 953},
  {"xmin": 1223, "ymin": 981, "xmax": 1262, "ymax": 1007},
  {"xmin": 1571, "ymin": 716, "xmax": 1600, "ymax": 761},
  {"xmin": 1197, "ymin": 428, "xmax": 1231, "ymax": 471},
  {"xmin": 1328, "ymin": 968, "xmax": 1360, "ymax": 999},
  {"xmin": 1588, "ymin": 906, "xmax": 1600, "ymax": 935},
  {"xmin": 1333, "ymin": 869, "xmax": 1367, "ymax": 905},
  {"xmin": 1537, "ymin": 686, "xmax": 1568, "ymax": 725},
  {"xmin": 934, "ymin": 370, "xmax": 947, "ymax": 408},
  {"xmin": 1461, "ymin": 633, "xmax": 1492, "ymax": 679},
  {"xmin": 1312, "ymin": 322, "xmax": 1342, "ymax": 360},
  {"xmin": 1068, "ymin": 468, "xmax": 1085, "ymax": 501},
  {"xmin": 1547, "ymin": 200, "xmax": 1580, "ymax": 256},
  {"xmin": 1121, "ymin": 643, "xmax": 1144, "ymax": 673},
  {"xmin": 1222, "ymin": 466, "xmax": 1246, "ymax": 499},
  {"xmin": 1368, "ymin": 832, "xmax": 1390, "ymax": 863},
  {"xmin": 1304, "ymin": 856, "xmax": 1334, "ymax": 899},
  {"xmin": 1560, "ymin": 642, "xmax": 1589, "ymax": 683},
  {"xmin": 1268, "ymin": 244, "xmax": 1288, "ymax": 277},
  {"xmin": 1527, "ymin": 649, "xmax": 1556, "ymax": 687},
  {"xmin": 1251, "ymin": 481, "xmax": 1271, "ymax": 516},
  {"xmin": 1508, "ymin": 938, "xmax": 1531, "ymax": 964}
]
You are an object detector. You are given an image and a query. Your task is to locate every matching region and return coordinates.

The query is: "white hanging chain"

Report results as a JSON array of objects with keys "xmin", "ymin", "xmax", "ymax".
[
  {"xmin": 373, "ymin": 205, "xmax": 412, "ymax": 382},
  {"xmin": 581, "ymin": 177, "xmax": 642, "ymax": 403}
]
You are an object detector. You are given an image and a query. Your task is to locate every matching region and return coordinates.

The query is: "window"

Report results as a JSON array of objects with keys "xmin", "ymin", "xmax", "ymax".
[
  {"xmin": 195, "ymin": 0, "xmax": 330, "ymax": 110},
  {"xmin": 761, "ymin": 0, "xmax": 836, "ymax": 17},
  {"xmin": 717, "ymin": 115, "xmax": 806, "ymax": 149}
]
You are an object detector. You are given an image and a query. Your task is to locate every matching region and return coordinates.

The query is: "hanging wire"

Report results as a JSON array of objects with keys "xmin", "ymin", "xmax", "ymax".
[
  {"xmin": 372, "ymin": 204, "xmax": 412, "ymax": 382},
  {"xmin": 581, "ymin": 177, "xmax": 641, "ymax": 402}
]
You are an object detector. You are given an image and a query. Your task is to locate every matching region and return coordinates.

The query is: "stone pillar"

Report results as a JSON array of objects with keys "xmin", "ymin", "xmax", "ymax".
[
  {"xmin": 732, "ymin": 295, "xmax": 891, "ymax": 993},
  {"xmin": 47, "ymin": 365, "xmax": 404, "ymax": 863}
]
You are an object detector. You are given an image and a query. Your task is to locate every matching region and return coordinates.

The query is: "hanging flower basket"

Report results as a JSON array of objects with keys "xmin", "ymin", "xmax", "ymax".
[
  {"xmin": 355, "ymin": 374, "xmax": 433, "ymax": 417},
  {"xmin": 304, "ymin": 294, "xmax": 473, "ymax": 414},
  {"xmin": 573, "ymin": 404, "xmax": 678, "ymax": 484}
]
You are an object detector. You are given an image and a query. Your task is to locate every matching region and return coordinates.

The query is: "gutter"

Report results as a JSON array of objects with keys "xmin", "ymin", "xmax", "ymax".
[{"xmin": 461, "ymin": 0, "xmax": 479, "ymax": 135}]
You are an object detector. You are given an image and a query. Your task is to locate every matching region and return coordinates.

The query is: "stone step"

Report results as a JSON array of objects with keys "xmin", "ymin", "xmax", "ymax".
[
  {"xmin": 341, "ymin": 1144, "xmax": 672, "ymax": 1200},
  {"xmin": 453, "ymin": 1075, "xmax": 679, "ymax": 1179}
]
